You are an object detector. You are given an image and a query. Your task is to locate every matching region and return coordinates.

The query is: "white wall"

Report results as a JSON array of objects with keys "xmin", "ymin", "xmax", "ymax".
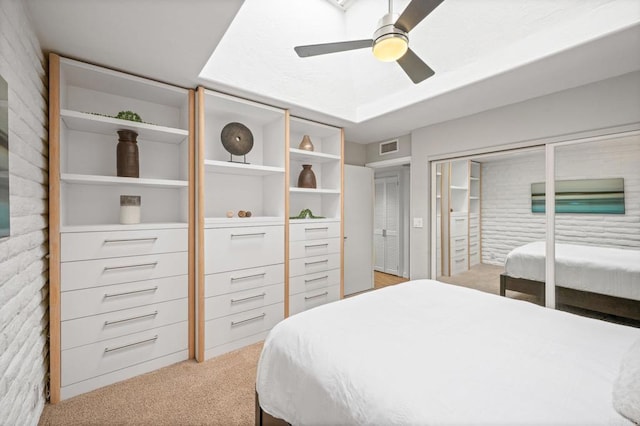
[
  {"xmin": 0, "ymin": 0, "xmax": 49, "ymax": 424},
  {"xmin": 481, "ymin": 135, "xmax": 640, "ymax": 265},
  {"xmin": 366, "ymin": 133, "xmax": 411, "ymax": 164},
  {"xmin": 410, "ymin": 71, "xmax": 640, "ymax": 279},
  {"xmin": 344, "ymin": 141, "xmax": 366, "ymax": 166}
]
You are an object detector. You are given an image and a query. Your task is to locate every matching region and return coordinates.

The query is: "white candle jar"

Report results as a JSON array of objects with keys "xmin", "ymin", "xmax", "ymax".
[{"xmin": 120, "ymin": 195, "xmax": 141, "ymax": 224}]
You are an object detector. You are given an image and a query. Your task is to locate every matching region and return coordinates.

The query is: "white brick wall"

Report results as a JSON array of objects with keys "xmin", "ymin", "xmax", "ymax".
[
  {"xmin": 482, "ymin": 135, "xmax": 640, "ymax": 266},
  {"xmin": 0, "ymin": 0, "xmax": 48, "ymax": 424}
]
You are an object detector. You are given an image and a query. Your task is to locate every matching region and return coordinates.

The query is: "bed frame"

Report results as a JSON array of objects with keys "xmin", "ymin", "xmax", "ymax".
[
  {"xmin": 255, "ymin": 392, "xmax": 290, "ymax": 426},
  {"xmin": 500, "ymin": 273, "xmax": 640, "ymax": 321}
]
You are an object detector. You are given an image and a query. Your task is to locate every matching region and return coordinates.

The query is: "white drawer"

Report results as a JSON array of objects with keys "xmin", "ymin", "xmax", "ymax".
[
  {"xmin": 469, "ymin": 221, "xmax": 480, "ymax": 236},
  {"xmin": 61, "ymin": 252, "xmax": 187, "ymax": 292},
  {"xmin": 205, "ymin": 282, "xmax": 283, "ymax": 320},
  {"xmin": 205, "ymin": 264, "xmax": 283, "ymax": 298},
  {"xmin": 450, "ymin": 235, "xmax": 467, "ymax": 250},
  {"xmin": 450, "ymin": 215, "xmax": 468, "ymax": 237},
  {"xmin": 469, "ymin": 233, "xmax": 479, "ymax": 245},
  {"xmin": 61, "ymin": 321, "xmax": 187, "ymax": 387},
  {"xmin": 469, "ymin": 244, "xmax": 480, "ymax": 266},
  {"xmin": 290, "ymin": 253, "xmax": 340, "ymax": 277},
  {"xmin": 61, "ymin": 298, "xmax": 187, "ymax": 350},
  {"xmin": 289, "ymin": 269, "xmax": 340, "ymax": 295},
  {"xmin": 289, "ymin": 283, "xmax": 340, "ymax": 316},
  {"xmin": 290, "ymin": 221, "xmax": 340, "ymax": 241},
  {"xmin": 289, "ymin": 238, "xmax": 340, "ymax": 260},
  {"xmin": 205, "ymin": 303, "xmax": 283, "ymax": 350},
  {"xmin": 450, "ymin": 235, "xmax": 467, "ymax": 260},
  {"xmin": 205, "ymin": 225, "xmax": 283, "ymax": 274},
  {"xmin": 61, "ymin": 228, "xmax": 187, "ymax": 262},
  {"xmin": 451, "ymin": 254, "xmax": 468, "ymax": 275},
  {"xmin": 61, "ymin": 275, "xmax": 187, "ymax": 321}
]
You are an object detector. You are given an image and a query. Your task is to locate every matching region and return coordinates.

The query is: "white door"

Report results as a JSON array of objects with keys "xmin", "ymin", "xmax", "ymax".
[
  {"xmin": 344, "ymin": 165, "xmax": 374, "ymax": 295},
  {"xmin": 374, "ymin": 175, "xmax": 399, "ymax": 275}
]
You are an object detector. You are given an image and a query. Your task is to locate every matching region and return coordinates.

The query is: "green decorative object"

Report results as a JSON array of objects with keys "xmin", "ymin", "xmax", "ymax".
[
  {"xmin": 290, "ymin": 209, "xmax": 325, "ymax": 219},
  {"xmin": 115, "ymin": 110, "xmax": 142, "ymax": 123}
]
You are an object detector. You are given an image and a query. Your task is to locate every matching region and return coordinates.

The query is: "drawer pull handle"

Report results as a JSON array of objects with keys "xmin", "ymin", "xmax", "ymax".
[
  {"xmin": 305, "ymin": 291, "xmax": 329, "ymax": 300},
  {"xmin": 230, "ymin": 232, "xmax": 266, "ymax": 238},
  {"xmin": 104, "ymin": 286, "xmax": 158, "ymax": 298},
  {"xmin": 455, "ymin": 219, "xmax": 465, "ymax": 222},
  {"xmin": 231, "ymin": 292, "xmax": 266, "ymax": 304},
  {"xmin": 455, "ymin": 239, "xmax": 464, "ymax": 242},
  {"xmin": 305, "ymin": 227, "xmax": 328, "ymax": 231},
  {"xmin": 455, "ymin": 248, "xmax": 465, "ymax": 253},
  {"xmin": 305, "ymin": 243, "xmax": 329, "ymax": 248},
  {"xmin": 455, "ymin": 259, "xmax": 465, "ymax": 263},
  {"xmin": 305, "ymin": 259, "xmax": 329, "ymax": 266},
  {"xmin": 104, "ymin": 311, "xmax": 158, "ymax": 326},
  {"xmin": 103, "ymin": 262, "xmax": 158, "ymax": 272},
  {"xmin": 103, "ymin": 237, "xmax": 158, "ymax": 244},
  {"xmin": 230, "ymin": 272, "xmax": 266, "ymax": 282},
  {"xmin": 305, "ymin": 275, "xmax": 329, "ymax": 283},
  {"xmin": 470, "ymin": 252, "xmax": 478, "ymax": 256},
  {"xmin": 231, "ymin": 313, "xmax": 266, "ymax": 327},
  {"xmin": 104, "ymin": 335, "xmax": 158, "ymax": 353},
  {"xmin": 470, "ymin": 225, "xmax": 478, "ymax": 228}
]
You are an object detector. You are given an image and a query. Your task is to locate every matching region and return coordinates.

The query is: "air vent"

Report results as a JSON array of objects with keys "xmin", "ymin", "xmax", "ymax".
[{"xmin": 379, "ymin": 139, "xmax": 399, "ymax": 156}]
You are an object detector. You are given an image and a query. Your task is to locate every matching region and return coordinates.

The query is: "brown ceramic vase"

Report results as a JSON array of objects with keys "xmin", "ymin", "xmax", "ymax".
[
  {"xmin": 117, "ymin": 130, "xmax": 139, "ymax": 178},
  {"xmin": 298, "ymin": 164, "xmax": 316, "ymax": 188}
]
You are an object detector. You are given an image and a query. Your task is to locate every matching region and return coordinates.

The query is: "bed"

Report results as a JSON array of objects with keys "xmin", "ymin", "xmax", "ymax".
[
  {"xmin": 255, "ymin": 280, "xmax": 640, "ymax": 425},
  {"xmin": 501, "ymin": 242, "xmax": 640, "ymax": 321}
]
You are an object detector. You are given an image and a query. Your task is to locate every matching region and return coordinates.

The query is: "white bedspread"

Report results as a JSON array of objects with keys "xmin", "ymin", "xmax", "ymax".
[
  {"xmin": 504, "ymin": 242, "xmax": 640, "ymax": 300},
  {"xmin": 256, "ymin": 280, "xmax": 639, "ymax": 425}
]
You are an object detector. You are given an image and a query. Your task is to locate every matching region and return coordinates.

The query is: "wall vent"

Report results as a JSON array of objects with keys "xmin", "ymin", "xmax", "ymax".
[{"xmin": 379, "ymin": 139, "xmax": 399, "ymax": 156}]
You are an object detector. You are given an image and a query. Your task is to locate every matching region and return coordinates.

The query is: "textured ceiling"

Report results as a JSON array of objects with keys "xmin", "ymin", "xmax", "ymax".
[{"xmin": 200, "ymin": 0, "xmax": 640, "ymax": 137}]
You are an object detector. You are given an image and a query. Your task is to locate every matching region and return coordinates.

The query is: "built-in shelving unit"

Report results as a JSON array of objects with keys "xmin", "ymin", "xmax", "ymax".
[
  {"xmin": 287, "ymin": 117, "xmax": 344, "ymax": 317},
  {"xmin": 440, "ymin": 160, "xmax": 482, "ymax": 276},
  {"xmin": 196, "ymin": 88, "xmax": 287, "ymax": 361},
  {"xmin": 49, "ymin": 54, "xmax": 194, "ymax": 403}
]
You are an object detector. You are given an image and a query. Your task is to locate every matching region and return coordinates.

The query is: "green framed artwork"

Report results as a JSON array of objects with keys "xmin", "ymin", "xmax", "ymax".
[
  {"xmin": 0, "ymin": 74, "xmax": 8, "ymax": 238},
  {"xmin": 531, "ymin": 178, "xmax": 625, "ymax": 214}
]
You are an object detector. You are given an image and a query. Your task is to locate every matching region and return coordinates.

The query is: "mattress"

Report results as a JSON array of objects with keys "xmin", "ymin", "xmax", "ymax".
[
  {"xmin": 256, "ymin": 280, "xmax": 639, "ymax": 425},
  {"xmin": 504, "ymin": 242, "xmax": 640, "ymax": 300}
]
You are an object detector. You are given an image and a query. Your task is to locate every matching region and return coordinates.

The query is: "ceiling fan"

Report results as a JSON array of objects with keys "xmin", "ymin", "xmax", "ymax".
[{"xmin": 294, "ymin": 0, "xmax": 444, "ymax": 84}]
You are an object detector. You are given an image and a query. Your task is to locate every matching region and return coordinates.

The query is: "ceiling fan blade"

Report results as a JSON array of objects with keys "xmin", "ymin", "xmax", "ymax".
[
  {"xmin": 294, "ymin": 39, "xmax": 373, "ymax": 57},
  {"xmin": 397, "ymin": 48, "xmax": 435, "ymax": 84},
  {"xmin": 395, "ymin": 0, "xmax": 445, "ymax": 33}
]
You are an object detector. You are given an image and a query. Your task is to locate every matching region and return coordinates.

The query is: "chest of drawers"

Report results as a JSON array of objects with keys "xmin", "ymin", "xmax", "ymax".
[
  {"xmin": 203, "ymin": 224, "xmax": 285, "ymax": 359},
  {"xmin": 59, "ymin": 226, "xmax": 189, "ymax": 400},
  {"xmin": 288, "ymin": 220, "xmax": 341, "ymax": 315}
]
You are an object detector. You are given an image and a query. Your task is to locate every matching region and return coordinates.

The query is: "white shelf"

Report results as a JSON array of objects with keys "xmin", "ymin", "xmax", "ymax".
[
  {"xmin": 61, "ymin": 222, "xmax": 188, "ymax": 233},
  {"xmin": 470, "ymin": 196, "xmax": 479, "ymax": 200},
  {"xmin": 61, "ymin": 109, "xmax": 188, "ymax": 144},
  {"xmin": 470, "ymin": 177, "xmax": 480, "ymax": 181},
  {"xmin": 289, "ymin": 148, "xmax": 340, "ymax": 163},
  {"xmin": 290, "ymin": 187, "xmax": 340, "ymax": 194},
  {"xmin": 61, "ymin": 173, "xmax": 188, "ymax": 188},
  {"xmin": 204, "ymin": 160, "xmax": 284, "ymax": 176},
  {"xmin": 288, "ymin": 217, "xmax": 340, "ymax": 224},
  {"xmin": 450, "ymin": 185, "xmax": 468, "ymax": 190},
  {"xmin": 204, "ymin": 216, "xmax": 284, "ymax": 228}
]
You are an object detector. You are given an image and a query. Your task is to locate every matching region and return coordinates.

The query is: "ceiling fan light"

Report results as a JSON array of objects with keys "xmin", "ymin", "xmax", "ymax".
[{"xmin": 372, "ymin": 33, "xmax": 408, "ymax": 62}]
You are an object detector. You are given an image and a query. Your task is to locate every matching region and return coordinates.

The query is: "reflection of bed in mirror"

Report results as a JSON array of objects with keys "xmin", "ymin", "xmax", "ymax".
[
  {"xmin": 256, "ymin": 280, "xmax": 640, "ymax": 425},
  {"xmin": 500, "ymin": 242, "xmax": 640, "ymax": 321}
]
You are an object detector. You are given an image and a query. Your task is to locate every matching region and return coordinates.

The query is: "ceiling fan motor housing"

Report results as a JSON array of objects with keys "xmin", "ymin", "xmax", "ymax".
[{"xmin": 373, "ymin": 13, "xmax": 409, "ymax": 62}]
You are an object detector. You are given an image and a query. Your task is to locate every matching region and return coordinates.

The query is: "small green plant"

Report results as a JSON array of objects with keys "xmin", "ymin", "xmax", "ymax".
[
  {"xmin": 115, "ymin": 110, "xmax": 142, "ymax": 122},
  {"xmin": 290, "ymin": 209, "xmax": 325, "ymax": 219}
]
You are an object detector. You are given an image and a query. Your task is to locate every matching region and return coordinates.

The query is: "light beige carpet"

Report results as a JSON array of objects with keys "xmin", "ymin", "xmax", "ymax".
[
  {"xmin": 39, "ymin": 342, "xmax": 263, "ymax": 426},
  {"xmin": 438, "ymin": 263, "xmax": 538, "ymax": 304}
]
